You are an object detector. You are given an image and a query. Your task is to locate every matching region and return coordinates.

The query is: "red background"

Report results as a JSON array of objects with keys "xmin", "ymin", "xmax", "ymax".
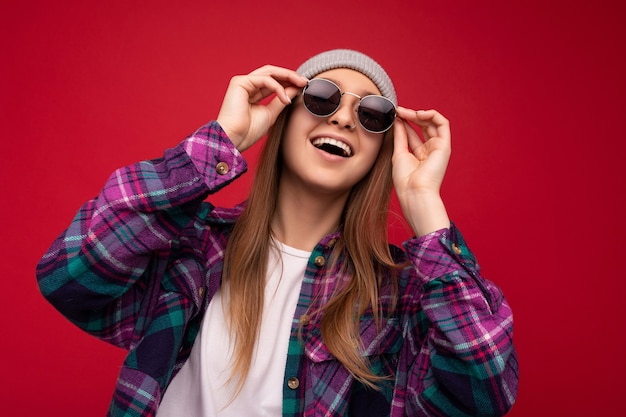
[{"xmin": 2, "ymin": 1, "xmax": 624, "ymax": 415}]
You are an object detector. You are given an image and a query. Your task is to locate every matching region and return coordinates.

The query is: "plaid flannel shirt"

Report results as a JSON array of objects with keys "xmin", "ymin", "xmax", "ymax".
[{"xmin": 37, "ymin": 122, "xmax": 518, "ymax": 417}]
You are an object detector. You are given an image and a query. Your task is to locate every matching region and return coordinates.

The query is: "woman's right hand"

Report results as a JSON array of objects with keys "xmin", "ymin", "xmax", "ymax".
[{"xmin": 216, "ymin": 65, "xmax": 308, "ymax": 152}]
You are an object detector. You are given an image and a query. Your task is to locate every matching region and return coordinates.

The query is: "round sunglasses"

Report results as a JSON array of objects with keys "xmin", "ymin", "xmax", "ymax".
[{"xmin": 302, "ymin": 78, "xmax": 397, "ymax": 134}]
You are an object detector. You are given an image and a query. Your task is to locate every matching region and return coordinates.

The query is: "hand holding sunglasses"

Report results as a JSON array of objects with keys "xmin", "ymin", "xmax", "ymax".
[
  {"xmin": 217, "ymin": 66, "xmax": 308, "ymax": 152},
  {"xmin": 302, "ymin": 78, "xmax": 397, "ymax": 133},
  {"xmin": 391, "ymin": 107, "xmax": 452, "ymax": 237}
]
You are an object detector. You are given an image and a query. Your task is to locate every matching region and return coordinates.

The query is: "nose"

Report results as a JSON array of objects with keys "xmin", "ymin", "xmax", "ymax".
[{"xmin": 328, "ymin": 93, "xmax": 359, "ymax": 130}]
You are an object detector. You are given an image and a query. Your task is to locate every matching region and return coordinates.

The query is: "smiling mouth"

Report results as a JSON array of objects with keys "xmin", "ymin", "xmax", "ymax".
[{"xmin": 311, "ymin": 137, "xmax": 353, "ymax": 157}]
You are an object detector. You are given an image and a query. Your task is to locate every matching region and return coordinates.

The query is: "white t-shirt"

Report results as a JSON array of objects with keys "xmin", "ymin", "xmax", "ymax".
[{"xmin": 157, "ymin": 241, "xmax": 310, "ymax": 416}]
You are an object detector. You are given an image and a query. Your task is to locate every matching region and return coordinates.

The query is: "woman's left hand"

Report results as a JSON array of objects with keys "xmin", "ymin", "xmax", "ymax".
[{"xmin": 392, "ymin": 107, "xmax": 451, "ymax": 237}]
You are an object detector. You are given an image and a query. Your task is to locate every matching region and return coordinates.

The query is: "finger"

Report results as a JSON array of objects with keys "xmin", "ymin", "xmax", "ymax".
[
  {"xmin": 249, "ymin": 65, "xmax": 309, "ymax": 88},
  {"xmin": 283, "ymin": 85, "xmax": 303, "ymax": 103},
  {"xmin": 396, "ymin": 107, "xmax": 428, "ymax": 139},
  {"xmin": 264, "ymin": 85, "xmax": 302, "ymax": 121},
  {"xmin": 392, "ymin": 118, "xmax": 409, "ymax": 157},
  {"xmin": 393, "ymin": 109, "xmax": 422, "ymax": 142},
  {"xmin": 230, "ymin": 66, "xmax": 306, "ymax": 105},
  {"xmin": 405, "ymin": 121, "xmax": 425, "ymax": 155},
  {"xmin": 396, "ymin": 107, "xmax": 444, "ymax": 127},
  {"xmin": 397, "ymin": 107, "xmax": 450, "ymax": 142},
  {"xmin": 415, "ymin": 109, "xmax": 451, "ymax": 142},
  {"xmin": 241, "ymin": 75, "xmax": 294, "ymax": 105}
]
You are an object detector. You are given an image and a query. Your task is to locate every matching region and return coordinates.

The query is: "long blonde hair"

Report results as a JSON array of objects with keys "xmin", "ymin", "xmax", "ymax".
[{"xmin": 222, "ymin": 105, "xmax": 399, "ymax": 392}]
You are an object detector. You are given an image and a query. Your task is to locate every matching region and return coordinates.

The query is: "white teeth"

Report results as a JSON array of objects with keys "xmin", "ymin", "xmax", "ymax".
[{"xmin": 311, "ymin": 137, "xmax": 352, "ymax": 157}]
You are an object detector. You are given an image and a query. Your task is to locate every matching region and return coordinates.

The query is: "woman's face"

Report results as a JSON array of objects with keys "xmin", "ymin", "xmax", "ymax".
[{"xmin": 280, "ymin": 68, "xmax": 386, "ymax": 197}]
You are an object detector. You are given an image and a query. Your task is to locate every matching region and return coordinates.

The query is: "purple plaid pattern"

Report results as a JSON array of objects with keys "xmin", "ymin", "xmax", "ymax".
[{"xmin": 37, "ymin": 121, "xmax": 518, "ymax": 416}]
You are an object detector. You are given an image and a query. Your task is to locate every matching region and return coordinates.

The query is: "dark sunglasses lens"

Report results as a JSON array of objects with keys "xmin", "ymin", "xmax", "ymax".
[
  {"xmin": 303, "ymin": 79, "xmax": 341, "ymax": 116},
  {"xmin": 358, "ymin": 96, "xmax": 396, "ymax": 133}
]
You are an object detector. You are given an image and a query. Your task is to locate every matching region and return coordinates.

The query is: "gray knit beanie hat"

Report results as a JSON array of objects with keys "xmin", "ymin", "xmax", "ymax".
[{"xmin": 296, "ymin": 49, "xmax": 397, "ymax": 106}]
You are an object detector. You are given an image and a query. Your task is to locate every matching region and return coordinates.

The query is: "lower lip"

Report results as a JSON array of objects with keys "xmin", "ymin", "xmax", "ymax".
[{"xmin": 311, "ymin": 144, "xmax": 350, "ymax": 162}]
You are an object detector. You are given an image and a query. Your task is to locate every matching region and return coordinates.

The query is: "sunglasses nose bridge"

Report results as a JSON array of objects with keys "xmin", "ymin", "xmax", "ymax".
[
  {"xmin": 330, "ymin": 91, "xmax": 360, "ymax": 129},
  {"xmin": 342, "ymin": 91, "xmax": 362, "ymax": 101}
]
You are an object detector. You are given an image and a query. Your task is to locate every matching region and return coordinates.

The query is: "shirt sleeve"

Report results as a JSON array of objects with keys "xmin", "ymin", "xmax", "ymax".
[
  {"xmin": 36, "ymin": 121, "xmax": 247, "ymax": 348},
  {"xmin": 401, "ymin": 223, "xmax": 518, "ymax": 416}
]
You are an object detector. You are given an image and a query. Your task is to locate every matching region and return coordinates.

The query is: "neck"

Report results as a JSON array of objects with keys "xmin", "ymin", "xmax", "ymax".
[{"xmin": 271, "ymin": 180, "xmax": 349, "ymax": 251}]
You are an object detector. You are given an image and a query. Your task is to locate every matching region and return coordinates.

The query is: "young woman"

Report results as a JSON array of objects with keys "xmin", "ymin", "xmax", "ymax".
[{"xmin": 37, "ymin": 49, "xmax": 518, "ymax": 417}]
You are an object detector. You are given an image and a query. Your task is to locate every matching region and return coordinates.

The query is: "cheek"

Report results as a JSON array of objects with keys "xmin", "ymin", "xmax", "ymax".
[
  {"xmin": 287, "ymin": 104, "xmax": 318, "ymax": 131},
  {"xmin": 361, "ymin": 137, "xmax": 385, "ymax": 167}
]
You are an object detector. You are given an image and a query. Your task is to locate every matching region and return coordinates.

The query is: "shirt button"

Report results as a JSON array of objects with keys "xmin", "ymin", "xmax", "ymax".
[
  {"xmin": 216, "ymin": 161, "xmax": 229, "ymax": 175},
  {"xmin": 299, "ymin": 314, "xmax": 310, "ymax": 325},
  {"xmin": 327, "ymin": 238, "xmax": 337, "ymax": 248},
  {"xmin": 287, "ymin": 377, "xmax": 300, "ymax": 390},
  {"xmin": 314, "ymin": 255, "xmax": 325, "ymax": 267},
  {"xmin": 451, "ymin": 243, "xmax": 462, "ymax": 255},
  {"xmin": 198, "ymin": 287, "xmax": 204, "ymax": 298}
]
